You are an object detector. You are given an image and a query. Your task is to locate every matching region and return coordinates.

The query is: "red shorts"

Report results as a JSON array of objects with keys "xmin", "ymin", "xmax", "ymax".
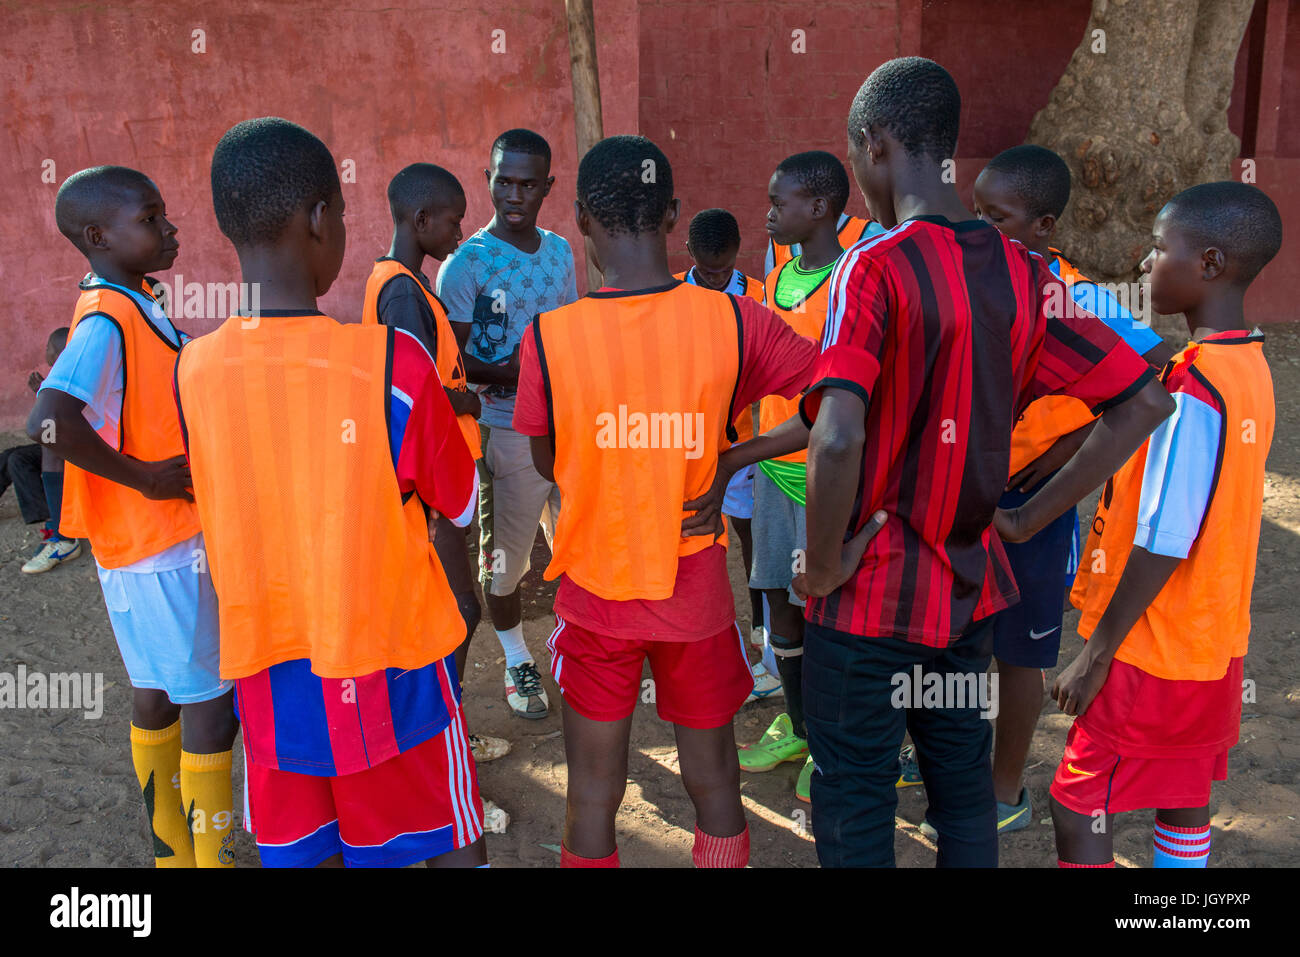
[
  {"xmin": 1050, "ymin": 719, "xmax": 1228, "ymax": 816},
  {"xmin": 244, "ymin": 711, "xmax": 482, "ymax": 867},
  {"xmin": 546, "ymin": 616, "xmax": 753, "ymax": 728}
]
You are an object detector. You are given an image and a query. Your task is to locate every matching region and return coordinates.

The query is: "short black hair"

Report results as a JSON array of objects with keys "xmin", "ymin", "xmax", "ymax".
[
  {"xmin": 1162, "ymin": 182, "xmax": 1283, "ymax": 285},
  {"xmin": 491, "ymin": 128, "xmax": 551, "ymax": 167},
  {"xmin": 983, "ymin": 145, "xmax": 1072, "ymax": 220},
  {"xmin": 210, "ymin": 117, "xmax": 340, "ymax": 247},
  {"xmin": 774, "ymin": 151, "xmax": 850, "ymax": 217},
  {"xmin": 577, "ymin": 135, "xmax": 674, "ymax": 236},
  {"xmin": 47, "ymin": 327, "xmax": 70, "ymax": 352},
  {"xmin": 688, "ymin": 208, "xmax": 742, "ymax": 256},
  {"xmin": 848, "ymin": 57, "xmax": 960, "ymax": 162},
  {"xmin": 387, "ymin": 163, "xmax": 464, "ymax": 223},
  {"xmin": 54, "ymin": 166, "xmax": 155, "ymax": 252}
]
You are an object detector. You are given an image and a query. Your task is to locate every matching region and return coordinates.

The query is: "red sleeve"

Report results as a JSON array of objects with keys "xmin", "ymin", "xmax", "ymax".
[
  {"xmin": 392, "ymin": 330, "xmax": 477, "ymax": 525},
  {"xmin": 731, "ymin": 294, "xmax": 820, "ymax": 410},
  {"xmin": 1023, "ymin": 260, "xmax": 1155, "ymax": 414},
  {"xmin": 511, "ymin": 321, "xmax": 550, "ymax": 437},
  {"xmin": 798, "ymin": 249, "xmax": 890, "ymax": 425}
]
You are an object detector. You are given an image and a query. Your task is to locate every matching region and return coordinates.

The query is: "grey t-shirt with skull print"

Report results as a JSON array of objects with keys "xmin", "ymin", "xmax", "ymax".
[{"xmin": 436, "ymin": 226, "xmax": 579, "ymax": 429}]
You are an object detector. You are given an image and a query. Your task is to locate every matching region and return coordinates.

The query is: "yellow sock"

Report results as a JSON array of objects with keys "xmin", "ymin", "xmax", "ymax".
[
  {"xmin": 180, "ymin": 750, "xmax": 235, "ymax": 868},
  {"xmin": 130, "ymin": 722, "xmax": 195, "ymax": 868}
]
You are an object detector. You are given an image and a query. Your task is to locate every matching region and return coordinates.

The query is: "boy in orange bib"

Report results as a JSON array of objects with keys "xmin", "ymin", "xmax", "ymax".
[
  {"xmin": 1049, "ymin": 182, "xmax": 1281, "ymax": 868},
  {"xmin": 362, "ymin": 163, "xmax": 487, "ymax": 691},
  {"xmin": 513, "ymin": 136, "xmax": 819, "ymax": 867},
  {"xmin": 28, "ymin": 166, "xmax": 237, "ymax": 867},
  {"xmin": 176, "ymin": 118, "xmax": 483, "ymax": 867}
]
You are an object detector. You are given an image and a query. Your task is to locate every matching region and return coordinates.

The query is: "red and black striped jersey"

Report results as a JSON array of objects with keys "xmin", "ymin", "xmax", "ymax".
[{"xmin": 799, "ymin": 216, "xmax": 1155, "ymax": 647}]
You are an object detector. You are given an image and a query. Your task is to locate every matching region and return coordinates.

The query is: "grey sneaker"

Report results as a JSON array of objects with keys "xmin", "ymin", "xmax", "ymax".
[
  {"xmin": 22, "ymin": 538, "xmax": 82, "ymax": 574},
  {"xmin": 505, "ymin": 661, "xmax": 549, "ymax": 719}
]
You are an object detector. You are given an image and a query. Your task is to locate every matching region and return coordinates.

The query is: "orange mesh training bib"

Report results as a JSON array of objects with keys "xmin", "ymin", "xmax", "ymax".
[
  {"xmin": 534, "ymin": 282, "xmax": 742, "ymax": 600},
  {"xmin": 1070, "ymin": 336, "xmax": 1274, "ymax": 681},
  {"xmin": 363, "ymin": 258, "xmax": 482, "ymax": 459},
  {"xmin": 176, "ymin": 314, "xmax": 466, "ymax": 680},
  {"xmin": 60, "ymin": 284, "xmax": 201, "ymax": 568}
]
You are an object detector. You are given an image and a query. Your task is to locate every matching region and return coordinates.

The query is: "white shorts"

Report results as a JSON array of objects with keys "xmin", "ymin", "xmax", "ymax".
[
  {"xmin": 96, "ymin": 532, "xmax": 230, "ymax": 704},
  {"xmin": 722, "ymin": 465, "xmax": 756, "ymax": 520}
]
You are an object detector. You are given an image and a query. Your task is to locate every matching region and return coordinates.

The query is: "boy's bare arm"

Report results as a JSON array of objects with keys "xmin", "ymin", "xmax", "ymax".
[
  {"xmin": 679, "ymin": 413, "xmax": 811, "ymax": 537},
  {"xmin": 26, "ymin": 388, "xmax": 193, "ymax": 501},
  {"xmin": 995, "ymin": 376, "xmax": 1173, "ymax": 543},
  {"xmin": 1052, "ymin": 547, "xmax": 1181, "ymax": 716},
  {"xmin": 1008, "ymin": 420, "xmax": 1096, "ymax": 493},
  {"xmin": 528, "ymin": 434, "xmax": 555, "ymax": 483}
]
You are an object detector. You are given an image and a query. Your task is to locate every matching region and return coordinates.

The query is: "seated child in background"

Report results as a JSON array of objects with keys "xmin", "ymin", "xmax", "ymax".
[{"xmin": 20, "ymin": 327, "xmax": 80, "ymax": 573}]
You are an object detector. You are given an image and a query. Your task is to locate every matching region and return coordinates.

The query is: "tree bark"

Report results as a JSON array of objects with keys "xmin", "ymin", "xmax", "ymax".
[
  {"xmin": 1028, "ymin": 0, "xmax": 1255, "ymax": 284},
  {"xmin": 565, "ymin": 0, "xmax": 604, "ymax": 291}
]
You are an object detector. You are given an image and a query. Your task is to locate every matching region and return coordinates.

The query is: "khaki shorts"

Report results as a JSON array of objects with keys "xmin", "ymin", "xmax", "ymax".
[{"xmin": 477, "ymin": 424, "xmax": 561, "ymax": 596}]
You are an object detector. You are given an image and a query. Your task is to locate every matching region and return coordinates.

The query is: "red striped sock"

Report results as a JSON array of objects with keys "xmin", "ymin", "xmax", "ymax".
[
  {"xmin": 692, "ymin": 824, "xmax": 750, "ymax": 868},
  {"xmin": 1059, "ymin": 859, "xmax": 1115, "ymax": 868},
  {"xmin": 560, "ymin": 845, "xmax": 619, "ymax": 868},
  {"xmin": 1153, "ymin": 820, "xmax": 1211, "ymax": 867}
]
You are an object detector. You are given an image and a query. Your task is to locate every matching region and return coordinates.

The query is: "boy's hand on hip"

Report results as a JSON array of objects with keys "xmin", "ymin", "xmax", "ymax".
[
  {"xmin": 681, "ymin": 461, "xmax": 736, "ymax": 539},
  {"xmin": 993, "ymin": 506, "xmax": 1031, "ymax": 544},
  {"xmin": 793, "ymin": 510, "xmax": 887, "ymax": 601},
  {"xmin": 140, "ymin": 455, "xmax": 195, "ymax": 502},
  {"xmin": 1051, "ymin": 646, "xmax": 1111, "ymax": 716}
]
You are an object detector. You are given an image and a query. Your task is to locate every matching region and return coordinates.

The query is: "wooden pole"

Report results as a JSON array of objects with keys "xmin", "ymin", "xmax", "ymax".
[{"xmin": 565, "ymin": 0, "xmax": 604, "ymax": 291}]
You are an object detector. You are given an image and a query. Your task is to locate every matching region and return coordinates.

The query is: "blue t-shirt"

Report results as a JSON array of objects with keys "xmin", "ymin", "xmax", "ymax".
[{"xmin": 436, "ymin": 227, "xmax": 578, "ymax": 429}]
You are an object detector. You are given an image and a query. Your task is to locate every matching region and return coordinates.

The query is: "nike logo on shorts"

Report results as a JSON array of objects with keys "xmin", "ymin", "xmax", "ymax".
[
  {"xmin": 1066, "ymin": 762, "xmax": 1098, "ymax": 777},
  {"xmin": 1029, "ymin": 626, "xmax": 1060, "ymax": 641}
]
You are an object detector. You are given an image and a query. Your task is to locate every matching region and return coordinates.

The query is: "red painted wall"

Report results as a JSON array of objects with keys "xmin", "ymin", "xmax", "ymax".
[
  {"xmin": 638, "ymin": 0, "xmax": 919, "ymax": 282},
  {"xmin": 0, "ymin": 0, "xmax": 638, "ymax": 429},
  {"xmin": 1, "ymin": 0, "xmax": 1294, "ymax": 429}
]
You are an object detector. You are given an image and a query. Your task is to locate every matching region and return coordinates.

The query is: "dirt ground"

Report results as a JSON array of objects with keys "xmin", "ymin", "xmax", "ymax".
[{"xmin": 2, "ymin": 325, "xmax": 1298, "ymax": 868}]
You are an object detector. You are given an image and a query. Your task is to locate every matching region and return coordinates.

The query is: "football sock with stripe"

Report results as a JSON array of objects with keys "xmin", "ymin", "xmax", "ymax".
[
  {"xmin": 1153, "ymin": 819, "xmax": 1211, "ymax": 867},
  {"xmin": 693, "ymin": 824, "xmax": 750, "ymax": 868},
  {"xmin": 130, "ymin": 722, "xmax": 195, "ymax": 868}
]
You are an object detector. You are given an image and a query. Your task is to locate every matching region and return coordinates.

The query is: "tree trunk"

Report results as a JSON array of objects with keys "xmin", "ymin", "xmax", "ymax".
[
  {"xmin": 565, "ymin": 0, "xmax": 604, "ymax": 291},
  {"xmin": 1027, "ymin": 0, "xmax": 1255, "ymax": 285}
]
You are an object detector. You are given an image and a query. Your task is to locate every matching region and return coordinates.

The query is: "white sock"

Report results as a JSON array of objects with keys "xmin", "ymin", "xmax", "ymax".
[{"xmin": 495, "ymin": 624, "xmax": 531, "ymax": 669}]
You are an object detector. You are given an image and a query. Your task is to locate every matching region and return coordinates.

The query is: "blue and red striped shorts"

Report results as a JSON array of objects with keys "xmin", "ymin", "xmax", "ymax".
[{"xmin": 243, "ymin": 708, "xmax": 483, "ymax": 867}]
